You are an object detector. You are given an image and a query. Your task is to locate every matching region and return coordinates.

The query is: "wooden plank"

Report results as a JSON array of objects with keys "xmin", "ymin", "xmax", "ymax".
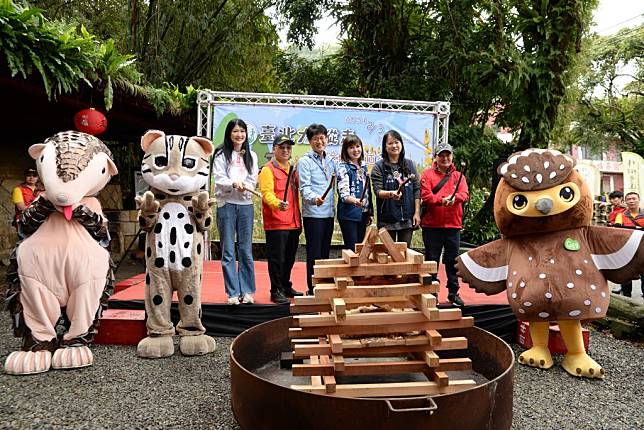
[
  {"xmin": 329, "ymin": 334, "xmax": 343, "ymax": 354},
  {"xmin": 294, "ymin": 344, "xmax": 331, "ymax": 357},
  {"xmin": 319, "ymin": 355, "xmax": 336, "ymax": 393},
  {"xmin": 375, "ymin": 252, "xmax": 389, "ymax": 264},
  {"xmin": 288, "ymin": 316, "xmax": 475, "ymax": 338},
  {"xmin": 437, "ymin": 358, "xmax": 472, "ymax": 371},
  {"xmin": 291, "ymin": 380, "xmax": 477, "ymax": 398},
  {"xmin": 333, "ymin": 354, "xmax": 345, "ymax": 372},
  {"xmin": 314, "ymin": 258, "xmax": 345, "ymax": 266},
  {"xmin": 358, "ymin": 227, "xmax": 378, "ymax": 263},
  {"xmin": 294, "ymin": 309, "xmax": 462, "ymax": 328},
  {"xmin": 294, "ymin": 311, "xmax": 430, "ymax": 327},
  {"xmin": 313, "ymin": 260, "xmax": 436, "ymax": 278},
  {"xmin": 292, "ymin": 363, "xmax": 335, "ymax": 376},
  {"xmin": 426, "ymin": 329, "xmax": 442, "ymax": 346},
  {"xmin": 405, "ymin": 334, "xmax": 430, "ymax": 346},
  {"xmin": 432, "ymin": 371, "xmax": 449, "ymax": 388},
  {"xmin": 409, "ymin": 294, "xmax": 439, "ymax": 320},
  {"xmin": 313, "ymin": 283, "xmax": 433, "ymax": 300},
  {"xmin": 309, "ymin": 356, "xmax": 322, "ymax": 386},
  {"xmin": 406, "ymin": 248, "xmax": 425, "ymax": 264},
  {"xmin": 378, "ymin": 228, "xmax": 406, "ymax": 262},
  {"xmin": 435, "ymin": 336, "xmax": 468, "ymax": 351},
  {"xmin": 356, "ymin": 242, "xmax": 407, "ymax": 255},
  {"xmin": 424, "ymin": 351, "xmax": 440, "ymax": 367},
  {"xmin": 290, "ymin": 297, "xmax": 411, "ymax": 314},
  {"xmin": 436, "ymin": 308, "xmax": 462, "ymax": 321},
  {"xmin": 334, "ymin": 277, "xmax": 353, "ymax": 290},
  {"xmin": 331, "ymin": 298, "xmax": 346, "ymax": 322},
  {"xmin": 342, "ymin": 249, "xmax": 360, "ymax": 267}
]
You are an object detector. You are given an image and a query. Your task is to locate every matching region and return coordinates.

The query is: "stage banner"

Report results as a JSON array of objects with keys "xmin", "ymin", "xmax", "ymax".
[
  {"xmin": 212, "ymin": 104, "xmax": 436, "ymax": 171},
  {"xmin": 621, "ymin": 152, "xmax": 644, "ymax": 196}
]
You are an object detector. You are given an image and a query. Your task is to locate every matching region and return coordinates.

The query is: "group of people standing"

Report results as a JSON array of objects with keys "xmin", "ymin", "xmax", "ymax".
[
  {"xmin": 607, "ymin": 190, "xmax": 644, "ymax": 297},
  {"xmin": 212, "ymin": 119, "xmax": 469, "ymax": 306}
]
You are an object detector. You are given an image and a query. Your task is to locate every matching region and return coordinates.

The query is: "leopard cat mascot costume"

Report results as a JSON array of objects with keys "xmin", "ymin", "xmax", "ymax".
[
  {"xmin": 4, "ymin": 131, "xmax": 118, "ymax": 375},
  {"xmin": 456, "ymin": 149, "xmax": 643, "ymax": 379},
  {"xmin": 136, "ymin": 130, "xmax": 216, "ymax": 358}
]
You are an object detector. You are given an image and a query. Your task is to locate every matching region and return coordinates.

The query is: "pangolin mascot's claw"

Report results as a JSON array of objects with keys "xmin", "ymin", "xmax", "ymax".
[{"xmin": 4, "ymin": 131, "xmax": 118, "ymax": 375}]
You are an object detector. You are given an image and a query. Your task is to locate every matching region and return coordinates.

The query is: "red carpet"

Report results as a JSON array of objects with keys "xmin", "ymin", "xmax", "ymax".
[{"xmin": 111, "ymin": 261, "xmax": 508, "ymax": 306}]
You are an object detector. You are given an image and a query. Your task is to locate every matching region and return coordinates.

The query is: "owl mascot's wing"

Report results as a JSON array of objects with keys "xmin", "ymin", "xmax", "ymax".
[
  {"xmin": 455, "ymin": 239, "xmax": 508, "ymax": 295},
  {"xmin": 586, "ymin": 225, "xmax": 644, "ymax": 284}
]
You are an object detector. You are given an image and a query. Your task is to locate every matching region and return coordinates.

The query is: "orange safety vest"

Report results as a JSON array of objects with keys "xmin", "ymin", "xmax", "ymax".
[{"xmin": 262, "ymin": 161, "xmax": 302, "ymax": 231}]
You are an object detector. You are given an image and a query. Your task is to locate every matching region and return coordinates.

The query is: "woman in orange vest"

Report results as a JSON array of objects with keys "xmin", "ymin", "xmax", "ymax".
[{"xmin": 258, "ymin": 134, "xmax": 303, "ymax": 304}]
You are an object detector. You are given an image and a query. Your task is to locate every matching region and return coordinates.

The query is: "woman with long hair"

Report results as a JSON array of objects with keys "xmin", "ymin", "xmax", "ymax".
[
  {"xmin": 336, "ymin": 134, "xmax": 372, "ymax": 251},
  {"xmin": 213, "ymin": 119, "xmax": 259, "ymax": 305},
  {"xmin": 370, "ymin": 130, "xmax": 421, "ymax": 245}
]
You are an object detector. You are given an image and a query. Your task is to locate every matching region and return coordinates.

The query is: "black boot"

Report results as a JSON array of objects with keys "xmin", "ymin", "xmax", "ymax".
[
  {"xmin": 270, "ymin": 290, "xmax": 289, "ymax": 304},
  {"xmin": 285, "ymin": 287, "xmax": 303, "ymax": 297}
]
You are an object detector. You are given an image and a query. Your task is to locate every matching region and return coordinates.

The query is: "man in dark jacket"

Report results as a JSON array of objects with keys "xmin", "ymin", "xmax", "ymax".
[{"xmin": 420, "ymin": 143, "xmax": 469, "ymax": 306}]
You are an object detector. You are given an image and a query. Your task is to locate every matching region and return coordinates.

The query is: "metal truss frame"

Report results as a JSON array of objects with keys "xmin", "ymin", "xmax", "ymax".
[{"xmin": 197, "ymin": 91, "xmax": 450, "ymax": 147}]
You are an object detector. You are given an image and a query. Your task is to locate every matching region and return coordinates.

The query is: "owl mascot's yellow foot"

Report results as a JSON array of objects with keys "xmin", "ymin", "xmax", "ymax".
[
  {"xmin": 561, "ymin": 353, "xmax": 605, "ymax": 378},
  {"xmin": 518, "ymin": 321, "xmax": 553, "ymax": 369},
  {"xmin": 559, "ymin": 320, "xmax": 604, "ymax": 379}
]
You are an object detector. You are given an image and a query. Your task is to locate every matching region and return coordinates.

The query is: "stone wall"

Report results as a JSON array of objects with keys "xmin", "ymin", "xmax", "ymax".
[{"xmin": 104, "ymin": 209, "xmax": 141, "ymax": 260}]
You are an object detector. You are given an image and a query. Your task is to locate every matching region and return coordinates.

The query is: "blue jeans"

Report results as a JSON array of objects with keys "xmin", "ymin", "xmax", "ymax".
[{"xmin": 217, "ymin": 203, "xmax": 256, "ymax": 298}]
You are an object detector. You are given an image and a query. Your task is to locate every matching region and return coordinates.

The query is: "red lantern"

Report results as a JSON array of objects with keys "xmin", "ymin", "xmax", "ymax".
[{"xmin": 73, "ymin": 108, "xmax": 107, "ymax": 135}]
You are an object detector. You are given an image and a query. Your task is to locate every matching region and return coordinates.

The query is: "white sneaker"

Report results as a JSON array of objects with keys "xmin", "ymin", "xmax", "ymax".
[
  {"xmin": 227, "ymin": 296, "xmax": 240, "ymax": 305},
  {"xmin": 241, "ymin": 293, "xmax": 254, "ymax": 304}
]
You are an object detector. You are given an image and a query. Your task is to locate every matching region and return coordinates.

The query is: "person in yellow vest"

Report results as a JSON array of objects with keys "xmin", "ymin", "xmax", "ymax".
[
  {"xmin": 258, "ymin": 134, "xmax": 303, "ymax": 304},
  {"xmin": 12, "ymin": 168, "xmax": 41, "ymax": 239}
]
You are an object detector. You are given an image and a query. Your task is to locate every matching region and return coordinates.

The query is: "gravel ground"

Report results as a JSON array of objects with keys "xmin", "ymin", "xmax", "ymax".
[{"xmin": 0, "ymin": 310, "xmax": 641, "ymax": 429}]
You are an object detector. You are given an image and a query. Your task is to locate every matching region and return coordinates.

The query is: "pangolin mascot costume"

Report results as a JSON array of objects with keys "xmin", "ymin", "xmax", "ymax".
[
  {"xmin": 456, "ymin": 149, "xmax": 643, "ymax": 379},
  {"xmin": 4, "ymin": 131, "xmax": 118, "ymax": 375}
]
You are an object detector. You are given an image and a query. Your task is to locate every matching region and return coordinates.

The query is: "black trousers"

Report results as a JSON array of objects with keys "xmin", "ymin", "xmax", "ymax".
[
  {"xmin": 265, "ymin": 229, "xmax": 301, "ymax": 294},
  {"xmin": 303, "ymin": 217, "xmax": 334, "ymax": 292},
  {"xmin": 384, "ymin": 228, "xmax": 413, "ymax": 246},
  {"xmin": 422, "ymin": 227, "xmax": 460, "ymax": 295},
  {"xmin": 339, "ymin": 213, "xmax": 370, "ymax": 252}
]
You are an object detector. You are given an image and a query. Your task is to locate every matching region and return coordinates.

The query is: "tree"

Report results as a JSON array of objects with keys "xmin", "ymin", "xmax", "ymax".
[
  {"xmin": 555, "ymin": 25, "xmax": 643, "ymax": 155},
  {"xmin": 31, "ymin": 0, "xmax": 281, "ymax": 91}
]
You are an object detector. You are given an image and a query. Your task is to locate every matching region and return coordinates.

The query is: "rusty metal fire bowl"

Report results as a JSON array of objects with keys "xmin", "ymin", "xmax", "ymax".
[{"xmin": 230, "ymin": 317, "xmax": 514, "ymax": 430}]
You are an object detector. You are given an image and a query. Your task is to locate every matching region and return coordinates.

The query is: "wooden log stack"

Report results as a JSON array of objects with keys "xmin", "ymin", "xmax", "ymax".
[{"xmin": 289, "ymin": 227, "xmax": 477, "ymax": 398}]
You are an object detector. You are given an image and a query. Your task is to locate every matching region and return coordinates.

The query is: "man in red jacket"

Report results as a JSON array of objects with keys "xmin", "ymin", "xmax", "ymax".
[{"xmin": 420, "ymin": 143, "xmax": 469, "ymax": 306}]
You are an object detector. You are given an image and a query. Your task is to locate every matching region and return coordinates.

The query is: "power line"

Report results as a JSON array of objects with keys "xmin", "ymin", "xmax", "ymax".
[{"xmin": 596, "ymin": 12, "xmax": 644, "ymax": 33}]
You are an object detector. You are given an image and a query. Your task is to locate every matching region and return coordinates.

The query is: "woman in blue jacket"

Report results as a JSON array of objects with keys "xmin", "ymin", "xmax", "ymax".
[{"xmin": 336, "ymin": 134, "xmax": 373, "ymax": 251}]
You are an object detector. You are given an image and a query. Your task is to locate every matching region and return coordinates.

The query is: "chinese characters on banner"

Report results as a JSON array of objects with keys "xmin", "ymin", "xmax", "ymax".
[
  {"xmin": 212, "ymin": 104, "xmax": 437, "ymax": 172},
  {"xmin": 621, "ymin": 152, "xmax": 644, "ymax": 197}
]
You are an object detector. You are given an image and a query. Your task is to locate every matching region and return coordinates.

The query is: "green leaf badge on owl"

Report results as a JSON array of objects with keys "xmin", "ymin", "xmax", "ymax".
[{"xmin": 563, "ymin": 237, "xmax": 580, "ymax": 251}]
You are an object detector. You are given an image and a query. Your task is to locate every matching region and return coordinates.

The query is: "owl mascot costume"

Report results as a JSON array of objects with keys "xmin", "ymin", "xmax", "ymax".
[{"xmin": 456, "ymin": 149, "xmax": 643, "ymax": 379}]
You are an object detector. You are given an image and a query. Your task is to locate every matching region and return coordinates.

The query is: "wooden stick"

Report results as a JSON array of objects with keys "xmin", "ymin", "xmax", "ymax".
[
  {"xmin": 448, "ymin": 161, "xmax": 466, "ymax": 202},
  {"xmin": 396, "ymin": 173, "xmax": 416, "ymax": 194},
  {"xmin": 321, "ymin": 172, "xmax": 336, "ymax": 200},
  {"xmin": 283, "ymin": 162, "xmax": 294, "ymax": 202},
  {"xmin": 359, "ymin": 174, "xmax": 371, "ymax": 204}
]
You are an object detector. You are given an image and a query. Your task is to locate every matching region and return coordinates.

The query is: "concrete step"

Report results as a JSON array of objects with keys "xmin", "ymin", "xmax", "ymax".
[{"xmin": 94, "ymin": 309, "xmax": 146, "ymax": 345}]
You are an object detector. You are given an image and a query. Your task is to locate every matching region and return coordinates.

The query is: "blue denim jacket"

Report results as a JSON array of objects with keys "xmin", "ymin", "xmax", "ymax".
[{"xmin": 298, "ymin": 150, "xmax": 336, "ymax": 218}]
